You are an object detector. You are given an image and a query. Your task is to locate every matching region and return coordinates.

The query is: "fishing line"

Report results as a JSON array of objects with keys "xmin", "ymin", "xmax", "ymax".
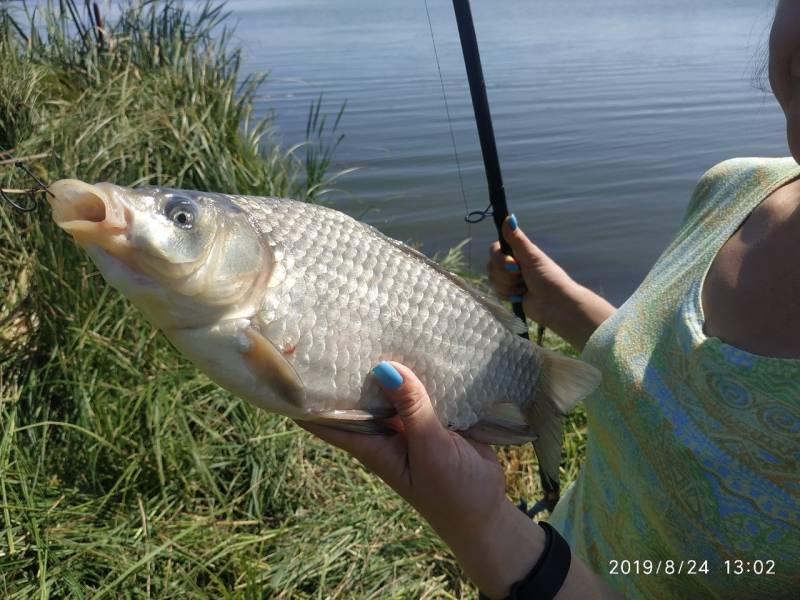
[
  {"xmin": 423, "ymin": 0, "xmax": 475, "ymax": 263},
  {"xmin": 428, "ymin": 0, "xmax": 546, "ymax": 349}
]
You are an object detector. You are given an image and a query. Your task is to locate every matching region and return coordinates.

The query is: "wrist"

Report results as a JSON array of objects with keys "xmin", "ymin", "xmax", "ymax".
[{"xmin": 436, "ymin": 500, "xmax": 546, "ymax": 599}]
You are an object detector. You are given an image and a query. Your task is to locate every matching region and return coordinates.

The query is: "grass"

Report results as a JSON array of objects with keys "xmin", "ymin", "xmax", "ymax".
[{"xmin": 0, "ymin": 1, "xmax": 588, "ymax": 597}]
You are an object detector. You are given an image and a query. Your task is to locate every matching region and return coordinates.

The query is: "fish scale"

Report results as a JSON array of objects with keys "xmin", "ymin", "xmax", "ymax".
[{"xmin": 232, "ymin": 194, "xmax": 539, "ymax": 428}]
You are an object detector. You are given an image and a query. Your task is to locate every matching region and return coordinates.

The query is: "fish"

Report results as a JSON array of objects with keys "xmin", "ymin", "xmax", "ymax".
[{"xmin": 47, "ymin": 179, "xmax": 601, "ymax": 490}]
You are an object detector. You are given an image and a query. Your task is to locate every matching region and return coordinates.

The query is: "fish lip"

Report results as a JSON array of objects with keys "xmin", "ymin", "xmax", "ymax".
[{"xmin": 48, "ymin": 179, "xmax": 131, "ymax": 241}]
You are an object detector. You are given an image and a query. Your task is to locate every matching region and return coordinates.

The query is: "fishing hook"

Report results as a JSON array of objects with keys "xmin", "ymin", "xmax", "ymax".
[
  {"xmin": 0, "ymin": 188, "xmax": 38, "ymax": 213},
  {"xmin": 0, "ymin": 161, "xmax": 54, "ymax": 213}
]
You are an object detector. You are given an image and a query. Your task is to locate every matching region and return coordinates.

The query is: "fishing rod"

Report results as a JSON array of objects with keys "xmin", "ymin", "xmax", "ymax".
[
  {"xmin": 449, "ymin": 0, "xmax": 547, "ymax": 345},
  {"xmin": 450, "ymin": 0, "xmax": 557, "ymax": 512}
]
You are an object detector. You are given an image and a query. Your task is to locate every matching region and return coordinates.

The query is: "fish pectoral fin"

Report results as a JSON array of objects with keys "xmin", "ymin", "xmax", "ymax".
[
  {"xmin": 240, "ymin": 328, "xmax": 305, "ymax": 407},
  {"xmin": 305, "ymin": 408, "xmax": 396, "ymax": 435},
  {"xmin": 461, "ymin": 403, "xmax": 537, "ymax": 445}
]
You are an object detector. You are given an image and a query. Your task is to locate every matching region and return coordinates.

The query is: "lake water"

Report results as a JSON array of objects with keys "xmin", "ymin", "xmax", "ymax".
[{"xmin": 222, "ymin": 0, "xmax": 785, "ymax": 305}]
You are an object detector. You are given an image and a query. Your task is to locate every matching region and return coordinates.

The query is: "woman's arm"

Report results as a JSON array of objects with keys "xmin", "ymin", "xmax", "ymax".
[
  {"xmin": 488, "ymin": 216, "xmax": 616, "ymax": 351},
  {"xmin": 299, "ymin": 362, "xmax": 621, "ymax": 599},
  {"xmin": 432, "ymin": 498, "xmax": 620, "ymax": 599}
]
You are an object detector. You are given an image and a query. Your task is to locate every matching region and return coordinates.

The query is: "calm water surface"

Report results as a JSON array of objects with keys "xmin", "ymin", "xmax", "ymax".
[{"xmin": 223, "ymin": 0, "xmax": 784, "ymax": 305}]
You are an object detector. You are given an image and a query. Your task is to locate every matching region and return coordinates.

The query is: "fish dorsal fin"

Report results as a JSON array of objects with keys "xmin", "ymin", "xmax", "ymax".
[{"xmin": 375, "ymin": 230, "xmax": 528, "ymax": 336}]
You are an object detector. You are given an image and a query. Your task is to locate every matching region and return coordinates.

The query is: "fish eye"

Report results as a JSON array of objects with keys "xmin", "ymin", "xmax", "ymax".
[{"xmin": 164, "ymin": 196, "xmax": 197, "ymax": 230}]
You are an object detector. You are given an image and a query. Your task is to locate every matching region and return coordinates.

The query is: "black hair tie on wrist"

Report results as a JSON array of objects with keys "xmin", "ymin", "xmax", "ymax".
[
  {"xmin": 479, "ymin": 521, "xmax": 571, "ymax": 600},
  {"xmin": 508, "ymin": 522, "xmax": 571, "ymax": 599}
]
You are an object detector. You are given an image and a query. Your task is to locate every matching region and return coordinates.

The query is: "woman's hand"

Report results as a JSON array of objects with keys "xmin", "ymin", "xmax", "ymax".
[
  {"xmin": 299, "ymin": 362, "xmax": 622, "ymax": 599},
  {"xmin": 298, "ymin": 361, "xmax": 546, "ymax": 599},
  {"xmin": 487, "ymin": 215, "xmax": 616, "ymax": 351}
]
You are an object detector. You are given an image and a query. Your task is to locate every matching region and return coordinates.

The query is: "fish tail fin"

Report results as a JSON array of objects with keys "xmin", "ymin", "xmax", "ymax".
[
  {"xmin": 535, "ymin": 348, "xmax": 601, "ymax": 413},
  {"xmin": 522, "ymin": 349, "xmax": 601, "ymax": 511}
]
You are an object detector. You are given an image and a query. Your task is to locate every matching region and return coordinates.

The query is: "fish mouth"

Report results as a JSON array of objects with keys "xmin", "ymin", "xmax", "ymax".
[{"xmin": 48, "ymin": 179, "xmax": 130, "ymax": 245}]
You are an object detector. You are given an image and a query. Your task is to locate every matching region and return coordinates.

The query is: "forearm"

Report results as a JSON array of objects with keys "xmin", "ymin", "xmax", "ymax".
[
  {"xmin": 432, "ymin": 501, "xmax": 545, "ymax": 598},
  {"xmin": 545, "ymin": 282, "xmax": 616, "ymax": 352},
  {"xmin": 433, "ymin": 500, "xmax": 621, "ymax": 599}
]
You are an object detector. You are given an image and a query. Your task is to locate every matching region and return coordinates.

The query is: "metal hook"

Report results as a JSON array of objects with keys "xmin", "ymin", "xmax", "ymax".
[
  {"xmin": 15, "ymin": 161, "xmax": 54, "ymax": 198},
  {"xmin": 0, "ymin": 187, "xmax": 39, "ymax": 212},
  {"xmin": 0, "ymin": 161, "xmax": 54, "ymax": 213}
]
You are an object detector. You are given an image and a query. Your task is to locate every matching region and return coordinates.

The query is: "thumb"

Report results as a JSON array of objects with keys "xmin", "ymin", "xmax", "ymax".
[
  {"xmin": 372, "ymin": 361, "xmax": 449, "ymax": 445},
  {"xmin": 501, "ymin": 213, "xmax": 546, "ymax": 269}
]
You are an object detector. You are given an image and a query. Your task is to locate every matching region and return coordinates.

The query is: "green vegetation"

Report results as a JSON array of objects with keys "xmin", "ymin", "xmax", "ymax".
[{"xmin": 0, "ymin": 1, "xmax": 587, "ymax": 597}]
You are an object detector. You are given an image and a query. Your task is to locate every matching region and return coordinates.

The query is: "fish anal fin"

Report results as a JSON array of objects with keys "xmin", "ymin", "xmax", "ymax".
[
  {"xmin": 523, "ymin": 399, "xmax": 565, "ymax": 500},
  {"xmin": 306, "ymin": 408, "xmax": 395, "ymax": 435},
  {"xmin": 240, "ymin": 328, "xmax": 305, "ymax": 407},
  {"xmin": 462, "ymin": 403, "xmax": 537, "ymax": 445}
]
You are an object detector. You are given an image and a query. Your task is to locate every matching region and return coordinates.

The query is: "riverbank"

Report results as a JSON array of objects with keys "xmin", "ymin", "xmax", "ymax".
[{"xmin": 0, "ymin": 2, "xmax": 585, "ymax": 596}]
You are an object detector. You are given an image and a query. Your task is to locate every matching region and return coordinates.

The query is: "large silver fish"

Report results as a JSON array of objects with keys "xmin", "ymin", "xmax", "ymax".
[{"xmin": 48, "ymin": 180, "xmax": 600, "ymax": 487}]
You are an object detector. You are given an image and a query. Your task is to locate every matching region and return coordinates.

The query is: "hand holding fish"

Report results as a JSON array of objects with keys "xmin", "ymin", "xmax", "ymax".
[
  {"xmin": 298, "ymin": 361, "xmax": 548, "ymax": 599},
  {"xmin": 300, "ymin": 361, "xmax": 621, "ymax": 600},
  {"xmin": 488, "ymin": 216, "xmax": 616, "ymax": 351}
]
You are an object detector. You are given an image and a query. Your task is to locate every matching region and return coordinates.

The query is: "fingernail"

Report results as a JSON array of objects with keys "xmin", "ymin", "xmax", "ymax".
[
  {"xmin": 508, "ymin": 214, "xmax": 518, "ymax": 231},
  {"xmin": 504, "ymin": 263, "xmax": 520, "ymax": 272},
  {"xmin": 510, "ymin": 294, "xmax": 524, "ymax": 303},
  {"xmin": 372, "ymin": 361, "xmax": 403, "ymax": 390}
]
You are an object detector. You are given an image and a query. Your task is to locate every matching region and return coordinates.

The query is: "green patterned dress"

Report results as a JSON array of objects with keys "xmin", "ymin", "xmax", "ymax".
[{"xmin": 547, "ymin": 158, "xmax": 800, "ymax": 598}]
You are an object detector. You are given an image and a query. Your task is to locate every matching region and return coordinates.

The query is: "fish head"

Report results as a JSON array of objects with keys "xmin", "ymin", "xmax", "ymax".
[{"xmin": 48, "ymin": 180, "xmax": 270, "ymax": 330}]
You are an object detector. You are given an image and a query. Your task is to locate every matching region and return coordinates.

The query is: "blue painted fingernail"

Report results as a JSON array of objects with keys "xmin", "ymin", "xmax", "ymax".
[
  {"xmin": 372, "ymin": 361, "xmax": 403, "ymax": 390},
  {"xmin": 508, "ymin": 214, "xmax": 518, "ymax": 231},
  {"xmin": 504, "ymin": 263, "xmax": 520, "ymax": 272},
  {"xmin": 510, "ymin": 294, "xmax": 524, "ymax": 303}
]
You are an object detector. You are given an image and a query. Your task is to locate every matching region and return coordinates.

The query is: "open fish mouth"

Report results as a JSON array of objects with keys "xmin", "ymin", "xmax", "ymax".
[{"xmin": 47, "ymin": 179, "xmax": 130, "ymax": 243}]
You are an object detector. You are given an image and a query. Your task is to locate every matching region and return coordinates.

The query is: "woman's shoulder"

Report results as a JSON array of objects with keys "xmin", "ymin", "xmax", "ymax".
[{"xmin": 684, "ymin": 157, "xmax": 800, "ymax": 222}]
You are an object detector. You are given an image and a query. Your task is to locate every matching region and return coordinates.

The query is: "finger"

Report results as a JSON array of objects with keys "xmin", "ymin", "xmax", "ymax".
[
  {"xmin": 296, "ymin": 420, "xmax": 403, "ymax": 478},
  {"xmin": 465, "ymin": 437, "xmax": 502, "ymax": 463},
  {"xmin": 502, "ymin": 214, "xmax": 546, "ymax": 269},
  {"xmin": 371, "ymin": 361, "xmax": 450, "ymax": 451},
  {"xmin": 487, "ymin": 260, "xmax": 523, "ymax": 293},
  {"xmin": 506, "ymin": 291, "xmax": 527, "ymax": 305},
  {"xmin": 488, "ymin": 241, "xmax": 521, "ymax": 272},
  {"xmin": 495, "ymin": 285, "xmax": 527, "ymax": 301},
  {"xmin": 296, "ymin": 420, "xmax": 385, "ymax": 462},
  {"xmin": 488, "ymin": 268, "xmax": 526, "ymax": 298},
  {"xmin": 487, "ymin": 258, "xmax": 522, "ymax": 285}
]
